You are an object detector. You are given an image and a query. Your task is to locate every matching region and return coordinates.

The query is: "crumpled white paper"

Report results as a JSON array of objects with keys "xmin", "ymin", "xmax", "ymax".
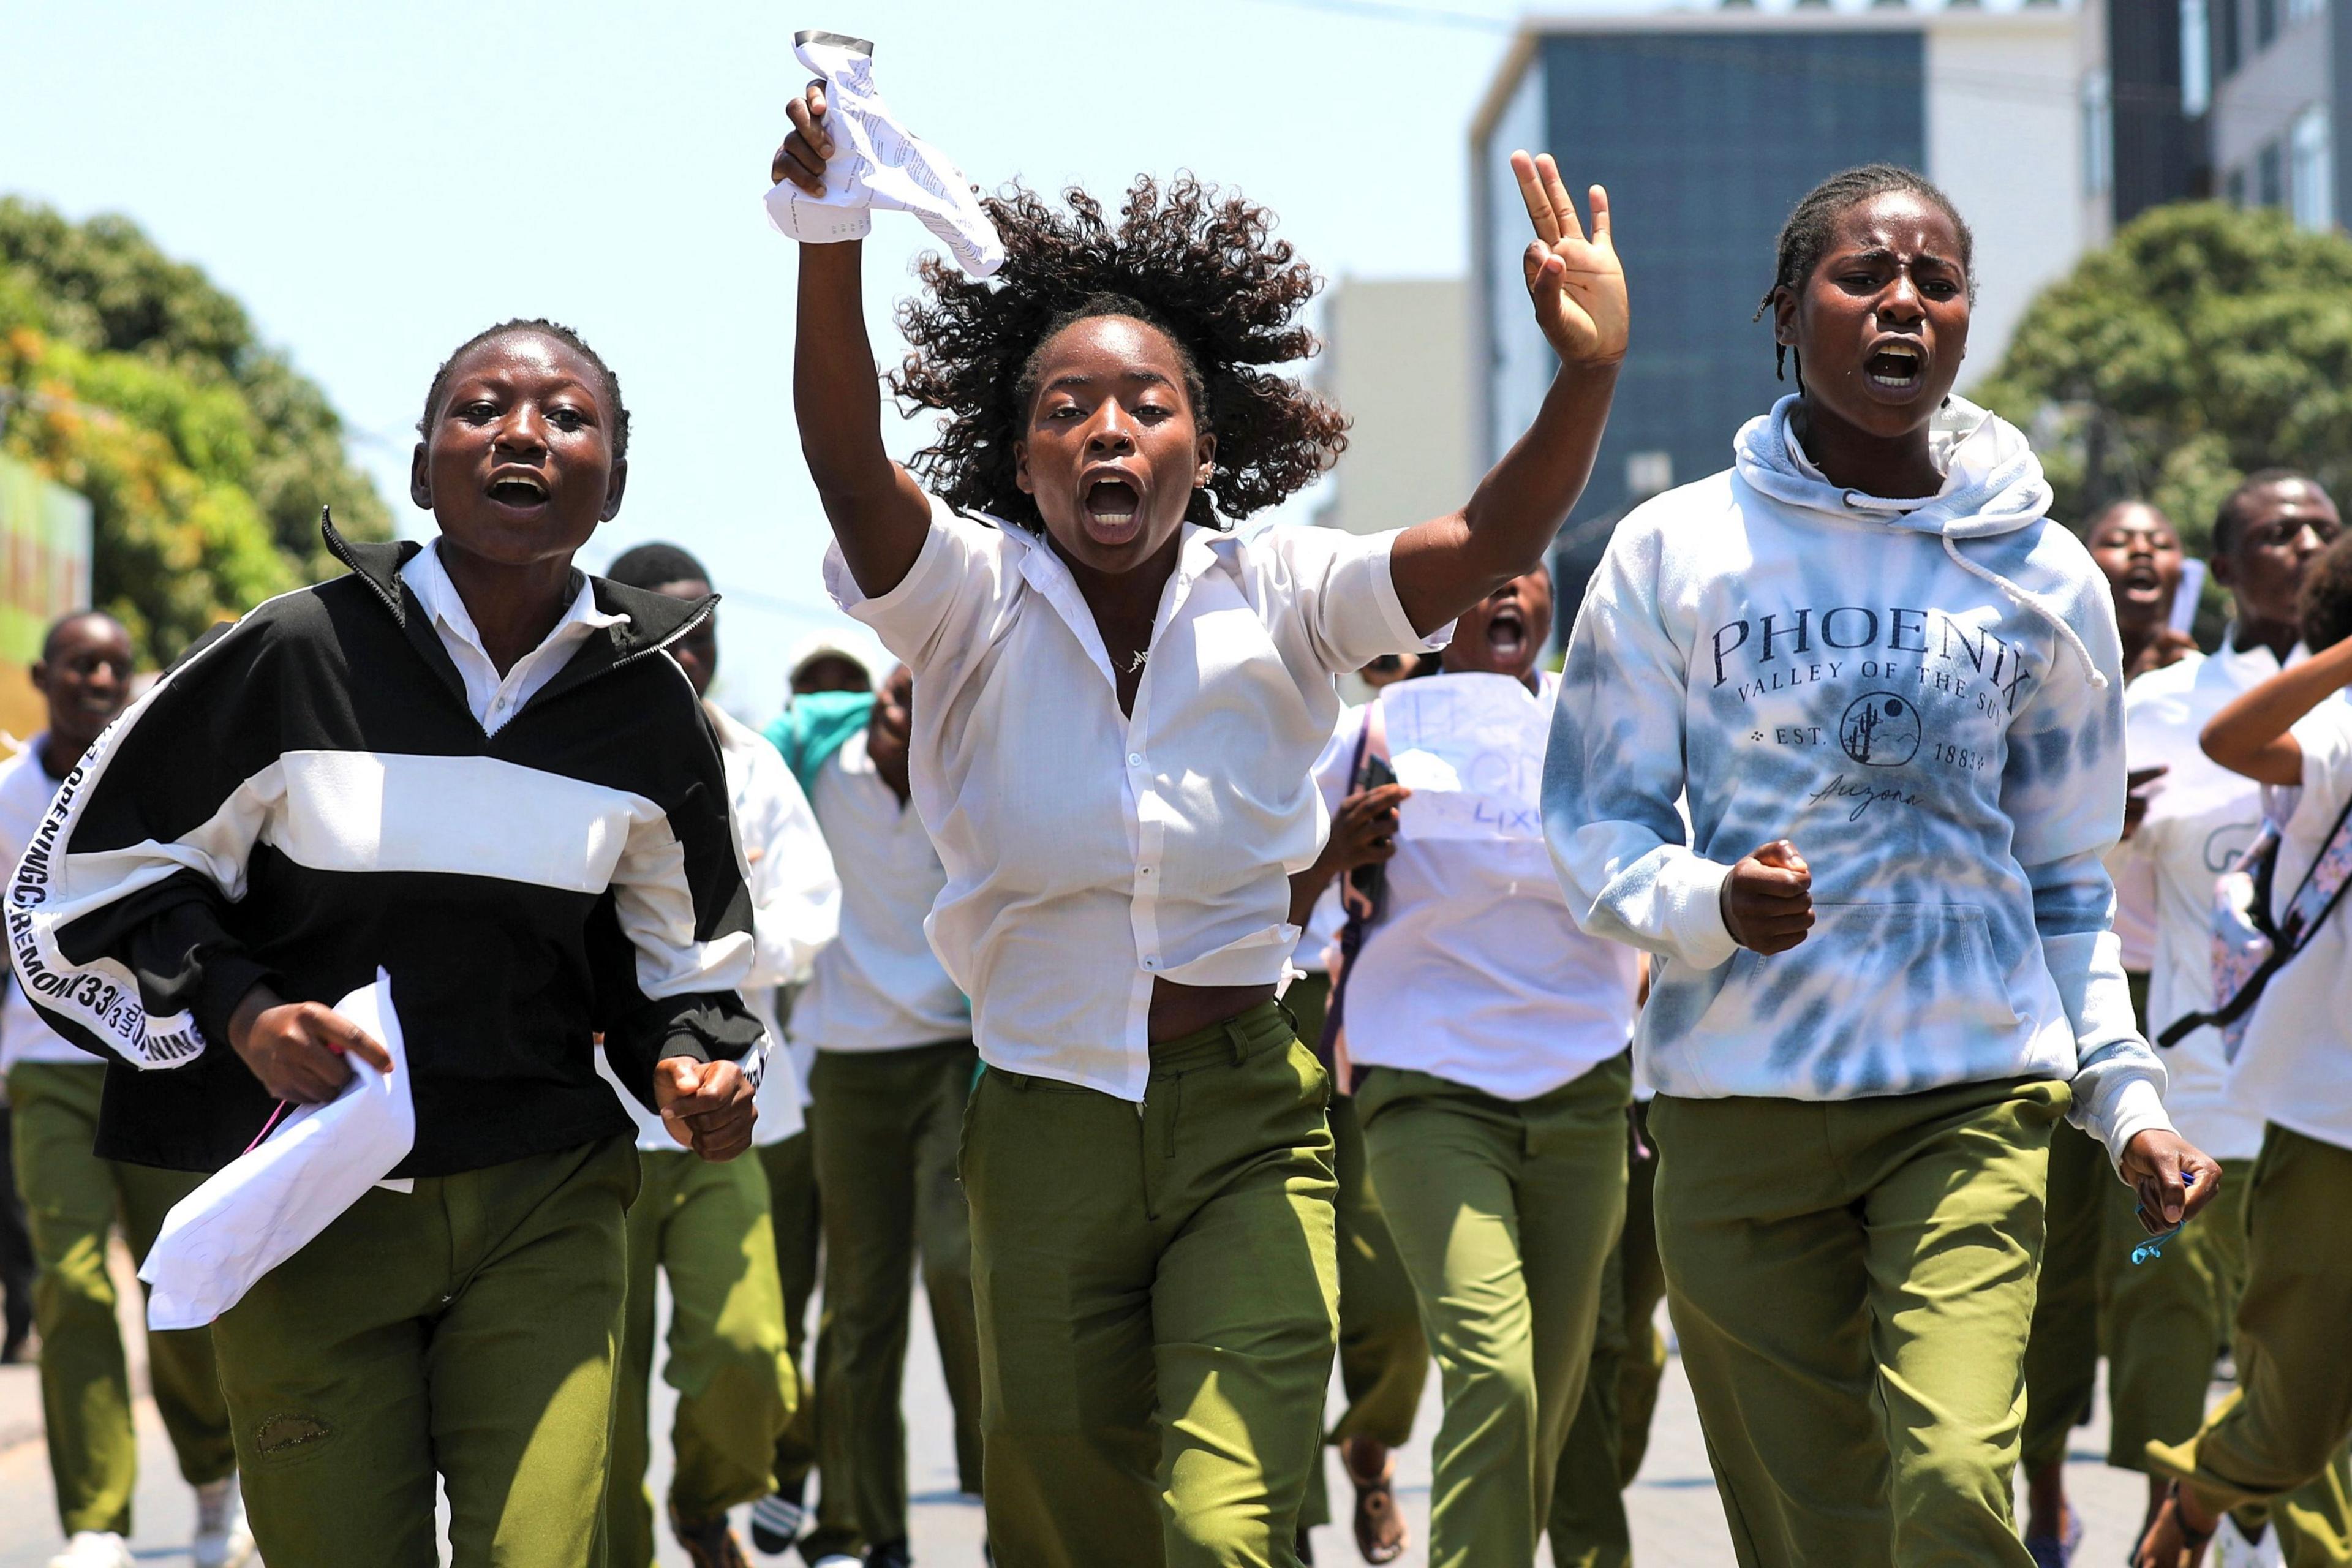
[
  {"xmin": 763, "ymin": 30, "xmax": 1004, "ymax": 277},
  {"xmin": 140, "ymin": 970, "xmax": 415, "ymax": 1330}
]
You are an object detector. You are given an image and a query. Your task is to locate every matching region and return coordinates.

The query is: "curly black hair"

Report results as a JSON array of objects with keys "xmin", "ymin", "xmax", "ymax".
[
  {"xmin": 889, "ymin": 175, "xmax": 1349, "ymax": 532},
  {"xmin": 1753, "ymin": 164, "xmax": 1975, "ymax": 385},
  {"xmin": 418, "ymin": 318, "xmax": 631, "ymax": 460},
  {"xmin": 2301, "ymin": 530, "xmax": 2352, "ymax": 653}
]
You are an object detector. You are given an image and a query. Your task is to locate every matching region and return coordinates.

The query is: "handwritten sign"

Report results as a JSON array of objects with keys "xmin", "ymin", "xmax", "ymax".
[{"xmin": 1382, "ymin": 674, "xmax": 1551, "ymax": 842}]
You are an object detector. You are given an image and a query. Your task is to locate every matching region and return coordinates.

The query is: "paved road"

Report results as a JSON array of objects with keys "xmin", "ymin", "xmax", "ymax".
[{"xmin": 0, "ymin": 1242, "xmax": 2162, "ymax": 1567}]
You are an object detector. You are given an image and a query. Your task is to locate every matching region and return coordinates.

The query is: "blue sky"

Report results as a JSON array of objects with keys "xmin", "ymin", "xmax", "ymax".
[{"xmin": 8, "ymin": 0, "xmax": 1961, "ymax": 718}]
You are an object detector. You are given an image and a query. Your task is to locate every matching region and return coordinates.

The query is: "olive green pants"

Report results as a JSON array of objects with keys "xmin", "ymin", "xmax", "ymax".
[
  {"xmin": 2149, "ymin": 1124, "xmax": 2352, "ymax": 1556},
  {"xmin": 209, "ymin": 1136, "xmax": 638, "ymax": 1568},
  {"xmin": 9, "ymin": 1061, "xmax": 234, "ymax": 1538},
  {"xmin": 2019, "ymin": 1119, "xmax": 2113, "ymax": 1474},
  {"xmin": 758, "ymin": 1128, "xmax": 822, "ymax": 1491},
  {"xmin": 1285, "ymin": 976, "xmax": 1428, "ymax": 1537},
  {"xmin": 961, "ymin": 1003, "xmax": 1338, "ymax": 1568},
  {"xmin": 1653, "ymin": 1077, "xmax": 2069, "ymax": 1568},
  {"xmin": 605, "ymin": 1147, "xmax": 794, "ymax": 1567},
  {"xmin": 804, "ymin": 1041, "xmax": 985, "ymax": 1558},
  {"xmin": 1358, "ymin": 1056, "xmax": 1630, "ymax": 1568},
  {"xmin": 1547, "ymin": 1096, "xmax": 1667, "ymax": 1568}
]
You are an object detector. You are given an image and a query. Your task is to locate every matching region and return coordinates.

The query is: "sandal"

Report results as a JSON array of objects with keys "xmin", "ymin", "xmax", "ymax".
[
  {"xmin": 1340, "ymin": 1439, "xmax": 1408, "ymax": 1566},
  {"xmin": 2132, "ymin": 1482, "xmax": 2216, "ymax": 1568}
]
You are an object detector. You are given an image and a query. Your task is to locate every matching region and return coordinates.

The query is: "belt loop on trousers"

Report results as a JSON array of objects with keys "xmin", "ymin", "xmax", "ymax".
[{"xmin": 1221, "ymin": 1019, "xmax": 1250, "ymax": 1065}]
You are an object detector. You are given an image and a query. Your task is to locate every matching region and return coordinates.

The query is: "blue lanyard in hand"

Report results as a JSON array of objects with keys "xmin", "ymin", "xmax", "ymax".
[{"xmin": 2128, "ymin": 1170, "xmax": 2199, "ymax": 1265}]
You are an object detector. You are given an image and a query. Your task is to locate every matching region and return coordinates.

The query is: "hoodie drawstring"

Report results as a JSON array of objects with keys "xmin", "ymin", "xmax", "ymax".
[{"xmin": 1940, "ymin": 535, "xmax": 2109, "ymax": 692}]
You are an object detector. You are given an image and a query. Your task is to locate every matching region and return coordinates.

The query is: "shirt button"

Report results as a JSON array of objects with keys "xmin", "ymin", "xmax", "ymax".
[
  {"xmin": 1142, "ymin": 957, "xmax": 1158, "ymax": 970},
  {"xmin": 1139, "ymin": 866, "xmax": 1155, "ymax": 878},
  {"xmin": 1128, "ymin": 753, "xmax": 1144, "ymax": 767}
]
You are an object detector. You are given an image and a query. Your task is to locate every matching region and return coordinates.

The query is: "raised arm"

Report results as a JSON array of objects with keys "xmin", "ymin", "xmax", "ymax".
[
  {"xmin": 774, "ymin": 83, "xmax": 933, "ymax": 597},
  {"xmin": 1389, "ymin": 153, "xmax": 1627, "ymax": 635},
  {"xmin": 2203, "ymin": 635, "xmax": 2352, "ymax": 786}
]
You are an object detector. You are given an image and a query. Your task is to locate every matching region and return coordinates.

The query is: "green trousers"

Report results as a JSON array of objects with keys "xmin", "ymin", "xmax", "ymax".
[
  {"xmin": 2019, "ymin": 1119, "xmax": 2112, "ymax": 1474},
  {"xmin": 605, "ymin": 1147, "xmax": 794, "ymax": 1567},
  {"xmin": 758, "ymin": 1127, "xmax": 822, "ymax": 1491},
  {"xmin": 2149, "ymin": 1124, "xmax": 2352, "ymax": 1553},
  {"xmin": 9, "ymin": 1061, "xmax": 234, "ymax": 1537},
  {"xmin": 805, "ymin": 1041, "xmax": 986, "ymax": 1557},
  {"xmin": 210, "ymin": 1136, "xmax": 638, "ymax": 1568},
  {"xmin": 961, "ymin": 1002, "xmax": 1338, "ymax": 1568},
  {"xmin": 1547, "ymin": 1097, "xmax": 1667, "ymax": 1568},
  {"xmin": 1285, "ymin": 976, "xmax": 1428, "ymax": 1537},
  {"xmin": 1653, "ymin": 1076, "xmax": 2070, "ymax": 1568},
  {"xmin": 1357, "ymin": 1057, "xmax": 1630, "ymax": 1568}
]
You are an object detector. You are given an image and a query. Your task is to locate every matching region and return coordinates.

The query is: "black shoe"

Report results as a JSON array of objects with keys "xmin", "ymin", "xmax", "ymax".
[
  {"xmin": 749, "ymin": 1479, "xmax": 808, "ymax": 1556},
  {"xmin": 669, "ymin": 1501, "xmax": 751, "ymax": 1568},
  {"xmin": 863, "ymin": 1542, "xmax": 911, "ymax": 1568}
]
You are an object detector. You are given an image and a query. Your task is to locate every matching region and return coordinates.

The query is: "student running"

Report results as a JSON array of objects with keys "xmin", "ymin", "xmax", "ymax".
[
  {"xmin": 1286, "ymin": 688, "xmax": 1430, "ymax": 1565},
  {"xmin": 2030, "ymin": 478, "xmax": 2352, "ymax": 1563},
  {"xmin": 2132, "ymin": 528, "xmax": 2352, "ymax": 1567},
  {"xmin": 597, "ymin": 541, "xmax": 843, "ymax": 1568},
  {"xmin": 6, "ymin": 320, "xmax": 765, "ymax": 1567},
  {"xmin": 1542, "ymin": 164, "xmax": 2220, "ymax": 1568},
  {"xmin": 778, "ymin": 660, "xmax": 984, "ymax": 1568},
  {"xmin": 1, "ymin": 613, "xmax": 248, "ymax": 1568},
  {"xmin": 771, "ymin": 80, "xmax": 1626, "ymax": 1565},
  {"xmin": 1310, "ymin": 564, "xmax": 1638, "ymax": 1567}
]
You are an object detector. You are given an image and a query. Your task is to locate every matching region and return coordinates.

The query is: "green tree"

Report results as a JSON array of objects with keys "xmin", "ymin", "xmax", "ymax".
[
  {"xmin": 1976, "ymin": 202, "xmax": 2352, "ymax": 559},
  {"xmin": 0, "ymin": 197, "xmax": 391, "ymax": 657}
]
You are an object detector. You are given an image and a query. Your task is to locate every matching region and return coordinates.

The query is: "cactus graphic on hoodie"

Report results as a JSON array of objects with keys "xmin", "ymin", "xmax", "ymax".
[{"xmin": 1543, "ymin": 396, "xmax": 2172, "ymax": 1164}]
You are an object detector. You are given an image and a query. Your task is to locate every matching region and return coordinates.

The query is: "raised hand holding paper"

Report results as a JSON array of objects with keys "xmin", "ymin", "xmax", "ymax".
[
  {"xmin": 139, "ymin": 970, "xmax": 414, "ymax": 1330},
  {"xmin": 764, "ymin": 31, "xmax": 1004, "ymax": 277}
]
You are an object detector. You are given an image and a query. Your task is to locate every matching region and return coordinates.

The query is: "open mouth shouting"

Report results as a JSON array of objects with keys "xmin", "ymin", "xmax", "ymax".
[
  {"xmin": 1863, "ymin": 339, "xmax": 1927, "ymax": 394},
  {"xmin": 1079, "ymin": 467, "xmax": 1145, "ymax": 548},
  {"xmin": 484, "ymin": 467, "xmax": 552, "ymax": 514},
  {"xmin": 1486, "ymin": 601, "xmax": 1530, "ymax": 663}
]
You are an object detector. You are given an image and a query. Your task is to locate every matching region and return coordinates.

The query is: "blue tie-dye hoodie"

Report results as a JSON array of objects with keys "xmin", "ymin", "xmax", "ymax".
[{"xmin": 1544, "ymin": 394, "xmax": 2171, "ymax": 1165}]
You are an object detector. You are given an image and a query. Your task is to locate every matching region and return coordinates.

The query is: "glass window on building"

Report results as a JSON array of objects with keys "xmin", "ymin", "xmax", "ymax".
[
  {"xmin": 2286, "ymin": 0, "xmax": 2323, "ymax": 21},
  {"xmin": 2291, "ymin": 105, "xmax": 2334, "ymax": 228},
  {"xmin": 2253, "ymin": 0, "xmax": 2278, "ymax": 48},
  {"xmin": 2257, "ymin": 138, "xmax": 2286, "ymax": 207},
  {"xmin": 2181, "ymin": 0, "xmax": 2212, "ymax": 116},
  {"xmin": 2082, "ymin": 69, "xmax": 2114, "ymax": 196},
  {"xmin": 2212, "ymin": 0, "xmax": 2241, "ymax": 77},
  {"xmin": 2226, "ymin": 165, "xmax": 2248, "ymax": 206}
]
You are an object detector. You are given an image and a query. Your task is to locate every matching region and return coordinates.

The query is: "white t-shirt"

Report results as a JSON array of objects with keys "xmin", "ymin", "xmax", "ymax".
[
  {"xmin": 601, "ymin": 704, "xmax": 842, "ymax": 1152},
  {"xmin": 2230, "ymin": 698, "xmax": 2352, "ymax": 1154},
  {"xmin": 793, "ymin": 727, "xmax": 969, "ymax": 1053},
  {"xmin": 2122, "ymin": 643, "xmax": 2288, "ymax": 1160},
  {"xmin": 1314, "ymin": 673, "xmax": 1637, "ymax": 1101},
  {"xmin": 829, "ymin": 496, "xmax": 1445, "ymax": 1099},
  {"xmin": 0, "ymin": 739, "xmax": 83, "ymax": 1069}
]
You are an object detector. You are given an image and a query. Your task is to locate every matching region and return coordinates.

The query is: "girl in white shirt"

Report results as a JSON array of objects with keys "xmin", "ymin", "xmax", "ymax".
[
  {"xmin": 1313, "ymin": 565, "xmax": 1639, "ymax": 1567},
  {"xmin": 2137, "ymin": 532, "xmax": 2352, "ymax": 1566},
  {"xmin": 771, "ymin": 87, "xmax": 1626, "ymax": 1566}
]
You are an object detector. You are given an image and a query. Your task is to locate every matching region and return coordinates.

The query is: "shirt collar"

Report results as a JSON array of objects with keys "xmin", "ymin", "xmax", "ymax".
[
  {"xmin": 2214, "ymin": 627, "xmax": 2305, "ymax": 685},
  {"xmin": 402, "ymin": 539, "xmax": 627, "ymax": 666},
  {"xmin": 1004, "ymin": 521, "xmax": 1226, "ymax": 695}
]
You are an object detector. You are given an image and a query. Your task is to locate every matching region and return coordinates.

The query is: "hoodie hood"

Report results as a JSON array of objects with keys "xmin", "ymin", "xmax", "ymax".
[
  {"xmin": 1735, "ymin": 395, "xmax": 2101, "ymax": 690},
  {"xmin": 1735, "ymin": 394, "xmax": 2053, "ymax": 541}
]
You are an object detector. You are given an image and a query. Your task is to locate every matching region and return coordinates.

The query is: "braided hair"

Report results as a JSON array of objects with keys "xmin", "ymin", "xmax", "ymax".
[
  {"xmin": 1754, "ymin": 164, "xmax": 1975, "ymax": 386},
  {"xmin": 418, "ymin": 318, "xmax": 632, "ymax": 459},
  {"xmin": 890, "ymin": 174, "xmax": 1349, "ymax": 531}
]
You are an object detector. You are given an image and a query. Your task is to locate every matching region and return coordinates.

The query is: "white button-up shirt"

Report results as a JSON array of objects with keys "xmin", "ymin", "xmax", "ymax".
[
  {"xmin": 400, "ymin": 540, "xmax": 628, "ymax": 734},
  {"xmin": 1313, "ymin": 674, "xmax": 1638, "ymax": 1101},
  {"xmin": 0, "ymin": 738, "xmax": 81, "ymax": 1069},
  {"xmin": 827, "ymin": 494, "xmax": 1444, "ymax": 1100},
  {"xmin": 793, "ymin": 727, "xmax": 970, "ymax": 1053}
]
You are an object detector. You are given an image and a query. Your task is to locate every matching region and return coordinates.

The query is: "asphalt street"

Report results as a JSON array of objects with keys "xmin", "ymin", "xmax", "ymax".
[{"xmin": 0, "ymin": 1240, "xmax": 2163, "ymax": 1567}]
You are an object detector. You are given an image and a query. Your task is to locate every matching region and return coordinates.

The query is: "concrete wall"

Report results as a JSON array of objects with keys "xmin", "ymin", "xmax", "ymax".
[
  {"xmin": 1311, "ymin": 277, "xmax": 1479, "ymax": 538},
  {"xmin": 1926, "ymin": 11, "xmax": 2090, "ymax": 379}
]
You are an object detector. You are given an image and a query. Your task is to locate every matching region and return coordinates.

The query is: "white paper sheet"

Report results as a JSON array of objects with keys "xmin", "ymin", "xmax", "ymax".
[
  {"xmin": 140, "ymin": 971, "xmax": 415, "ymax": 1331},
  {"xmin": 2169, "ymin": 558, "xmax": 2207, "ymax": 636},
  {"xmin": 1382, "ymin": 676, "xmax": 1551, "ymax": 842},
  {"xmin": 763, "ymin": 31, "xmax": 1005, "ymax": 277}
]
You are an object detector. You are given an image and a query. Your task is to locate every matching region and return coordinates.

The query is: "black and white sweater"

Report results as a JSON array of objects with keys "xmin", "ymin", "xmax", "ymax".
[{"xmin": 6, "ymin": 519, "xmax": 765, "ymax": 1176}]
